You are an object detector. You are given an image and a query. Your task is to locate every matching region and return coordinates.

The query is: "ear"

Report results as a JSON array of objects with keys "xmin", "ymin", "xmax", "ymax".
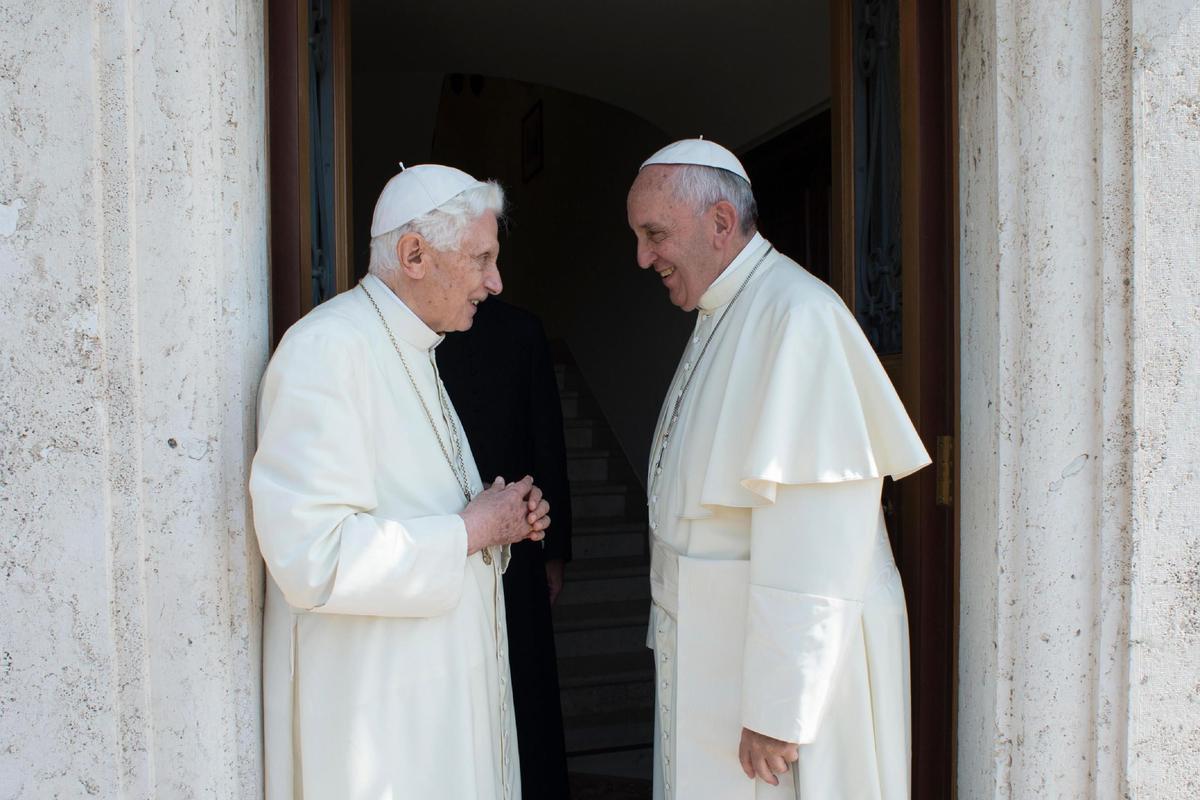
[
  {"xmin": 710, "ymin": 199, "xmax": 738, "ymax": 247},
  {"xmin": 396, "ymin": 233, "xmax": 428, "ymax": 279}
]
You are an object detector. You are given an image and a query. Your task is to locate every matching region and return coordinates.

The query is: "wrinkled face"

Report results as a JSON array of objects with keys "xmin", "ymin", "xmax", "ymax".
[
  {"xmin": 425, "ymin": 211, "xmax": 502, "ymax": 333},
  {"xmin": 626, "ymin": 166, "xmax": 721, "ymax": 312}
]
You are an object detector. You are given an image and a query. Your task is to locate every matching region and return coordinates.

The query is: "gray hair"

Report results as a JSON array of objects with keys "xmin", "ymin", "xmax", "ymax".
[
  {"xmin": 368, "ymin": 181, "xmax": 506, "ymax": 275},
  {"xmin": 667, "ymin": 165, "xmax": 758, "ymax": 235}
]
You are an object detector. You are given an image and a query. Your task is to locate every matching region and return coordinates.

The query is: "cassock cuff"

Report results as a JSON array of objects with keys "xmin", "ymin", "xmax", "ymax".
[
  {"xmin": 309, "ymin": 512, "xmax": 468, "ymax": 618},
  {"xmin": 740, "ymin": 585, "xmax": 863, "ymax": 744}
]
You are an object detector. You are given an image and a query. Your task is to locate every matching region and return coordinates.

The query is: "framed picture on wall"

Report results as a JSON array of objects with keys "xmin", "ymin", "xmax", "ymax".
[{"xmin": 522, "ymin": 100, "xmax": 544, "ymax": 181}]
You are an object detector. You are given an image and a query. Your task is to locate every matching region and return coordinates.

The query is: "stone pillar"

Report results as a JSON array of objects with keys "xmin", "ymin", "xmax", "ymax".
[
  {"xmin": 958, "ymin": 0, "xmax": 1199, "ymax": 797},
  {"xmin": 0, "ymin": 2, "xmax": 268, "ymax": 797}
]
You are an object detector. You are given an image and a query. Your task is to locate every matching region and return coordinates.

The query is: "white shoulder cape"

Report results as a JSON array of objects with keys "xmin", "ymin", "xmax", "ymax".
[{"xmin": 671, "ymin": 251, "xmax": 930, "ymax": 519}]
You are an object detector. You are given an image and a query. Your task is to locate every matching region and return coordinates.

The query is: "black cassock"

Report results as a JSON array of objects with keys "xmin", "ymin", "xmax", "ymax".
[{"xmin": 437, "ymin": 298, "xmax": 572, "ymax": 799}]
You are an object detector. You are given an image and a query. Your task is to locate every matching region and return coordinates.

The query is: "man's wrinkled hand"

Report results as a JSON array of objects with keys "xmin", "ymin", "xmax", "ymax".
[
  {"xmin": 461, "ymin": 476, "xmax": 548, "ymax": 554},
  {"xmin": 520, "ymin": 475, "xmax": 551, "ymax": 541},
  {"xmin": 738, "ymin": 727, "xmax": 799, "ymax": 786}
]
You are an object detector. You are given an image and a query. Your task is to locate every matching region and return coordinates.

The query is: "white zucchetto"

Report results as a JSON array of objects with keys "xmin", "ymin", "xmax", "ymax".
[
  {"xmin": 370, "ymin": 164, "xmax": 486, "ymax": 237},
  {"xmin": 640, "ymin": 138, "xmax": 751, "ymax": 185}
]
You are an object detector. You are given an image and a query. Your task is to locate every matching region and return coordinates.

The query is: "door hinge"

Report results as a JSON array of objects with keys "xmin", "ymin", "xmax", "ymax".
[{"xmin": 936, "ymin": 435, "xmax": 954, "ymax": 507}]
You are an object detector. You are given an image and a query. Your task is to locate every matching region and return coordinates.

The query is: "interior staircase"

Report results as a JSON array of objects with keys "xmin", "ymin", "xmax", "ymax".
[{"xmin": 552, "ymin": 355, "xmax": 655, "ymax": 798}]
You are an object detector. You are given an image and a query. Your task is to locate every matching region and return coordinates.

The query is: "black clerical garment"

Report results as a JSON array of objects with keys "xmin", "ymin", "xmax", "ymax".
[{"xmin": 437, "ymin": 298, "xmax": 572, "ymax": 799}]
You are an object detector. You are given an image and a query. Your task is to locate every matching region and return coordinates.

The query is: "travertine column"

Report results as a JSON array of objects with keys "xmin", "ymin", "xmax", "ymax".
[
  {"xmin": 0, "ymin": 2, "xmax": 268, "ymax": 797},
  {"xmin": 959, "ymin": 0, "xmax": 1199, "ymax": 797}
]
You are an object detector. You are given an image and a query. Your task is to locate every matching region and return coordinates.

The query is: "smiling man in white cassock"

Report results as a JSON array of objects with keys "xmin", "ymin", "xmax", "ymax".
[
  {"xmin": 627, "ymin": 140, "xmax": 931, "ymax": 799},
  {"xmin": 251, "ymin": 165, "xmax": 551, "ymax": 800}
]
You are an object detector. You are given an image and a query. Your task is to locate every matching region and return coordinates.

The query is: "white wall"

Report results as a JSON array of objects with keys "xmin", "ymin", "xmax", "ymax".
[
  {"xmin": 0, "ymin": 2, "xmax": 268, "ymax": 797},
  {"xmin": 958, "ymin": 0, "xmax": 1199, "ymax": 796},
  {"xmin": 1125, "ymin": 4, "xmax": 1200, "ymax": 793}
]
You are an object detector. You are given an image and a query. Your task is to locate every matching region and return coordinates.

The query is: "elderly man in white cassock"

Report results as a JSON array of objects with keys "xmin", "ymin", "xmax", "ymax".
[
  {"xmin": 627, "ymin": 140, "xmax": 931, "ymax": 799},
  {"xmin": 251, "ymin": 165, "xmax": 549, "ymax": 800}
]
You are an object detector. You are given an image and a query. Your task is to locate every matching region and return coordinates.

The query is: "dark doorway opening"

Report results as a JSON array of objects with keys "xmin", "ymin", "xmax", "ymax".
[{"xmin": 265, "ymin": 0, "xmax": 959, "ymax": 795}]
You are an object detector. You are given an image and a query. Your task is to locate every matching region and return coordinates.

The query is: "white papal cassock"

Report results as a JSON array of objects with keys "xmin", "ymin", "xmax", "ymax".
[
  {"xmin": 647, "ymin": 235, "xmax": 930, "ymax": 800},
  {"xmin": 251, "ymin": 274, "xmax": 520, "ymax": 800}
]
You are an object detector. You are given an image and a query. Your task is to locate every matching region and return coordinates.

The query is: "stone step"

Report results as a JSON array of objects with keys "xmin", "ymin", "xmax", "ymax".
[
  {"xmin": 564, "ymin": 708, "xmax": 655, "ymax": 753},
  {"xmin": 558, "ymin": 555, "xmax": 650, "ymax": 605},
  {"xmin": 567, "ymin": 748, "xmax": 655, "ymax": 788},
  {"xmin": 558, "ymin": 650, "xmax": 655, "ymax": 689},
  {"xmin": 571, "ymin": 481, "xmax": 630, "ymax": 519},
  {"xmin": 568, "ymin": 448, "xmax": 613, "ymax": 483},
  {"xmin": 555, "ymin": 624, "xmax": 648, "ymax": 658},
  {"xmin": 561, "ymin": 676, "xmax": 656, "ymax": 718},
  {"xmin": 571, "ymin": 518, "xmax": 646, "ymax": 560},
  {"xmin": 559, "ymin": 389, "xmax": 591, "ymax": 420},
  {"xmin": 563, "ymin": 419, "xmax": 599, "ymax": 449},
  {"xmin": 556, "ymin": 599, "xmax": 652, "ymax": 657},
  {"xmin": 553, "ymin": 599, "xmax": 649, "ymax": 658},
  {"xmin": 559, "ymin": 572, "xmax": 650, "ymax": 605},
  {"xmin": 558, "ymin": 651, "xmax": 655, "ymax": 717}
]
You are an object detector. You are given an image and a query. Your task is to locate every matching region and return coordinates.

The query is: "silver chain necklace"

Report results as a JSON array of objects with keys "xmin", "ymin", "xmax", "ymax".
[
  {"xmin": 359, "ymin": 282, "xmax": 495, "ymax": 563},
  {"xmin": 650, "ymin": 245, "xmax": 774, "ymax": 492}
]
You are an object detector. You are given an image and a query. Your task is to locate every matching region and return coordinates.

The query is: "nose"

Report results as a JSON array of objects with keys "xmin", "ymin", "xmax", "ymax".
[
  {"xmin": 636, "ymin": 241, "xmax": 655, "ymax": 270},
  {"xmin": 484, "ymin": 263, "xmax": 503, "ymax": 296}
]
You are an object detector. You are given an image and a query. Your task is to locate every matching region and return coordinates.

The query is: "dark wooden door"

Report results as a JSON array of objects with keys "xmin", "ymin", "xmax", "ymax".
[
  {"xmin": 266, "ymin": 0, "xmax": 354, "ymax": 346},
  {"xmin": 831, "ymin": 0, "xmax": 959, "ymax": 796}
]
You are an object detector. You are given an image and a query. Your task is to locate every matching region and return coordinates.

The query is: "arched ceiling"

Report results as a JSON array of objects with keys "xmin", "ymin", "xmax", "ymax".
[{"xmin": 352, "ymin": 0, "xmax": 830, "ymax": 150}]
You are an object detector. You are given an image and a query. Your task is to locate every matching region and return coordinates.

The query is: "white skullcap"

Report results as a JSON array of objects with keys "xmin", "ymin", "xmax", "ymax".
[
  {"xmin": 370, "ymin": 164, "xmax": 487, "ymax": 237},
  {"xmin": 639, "ymin": 138, "xmax": 751, "ymax": 185}
]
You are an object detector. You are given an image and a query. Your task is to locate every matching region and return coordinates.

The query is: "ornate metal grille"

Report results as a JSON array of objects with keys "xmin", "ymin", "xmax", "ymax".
[{"xmin": 853, "ymin": 0, "xmax": 902, "ymax": 355}]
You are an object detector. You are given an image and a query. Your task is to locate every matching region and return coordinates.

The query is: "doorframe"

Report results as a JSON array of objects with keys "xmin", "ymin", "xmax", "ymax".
[
  {"xmin": 266, "ymin": 0, "xmax": 353, "ymax": 346},
  {"xmin": 830, "ymin": 0, "xmax": 960, "ymax": 796},
  {"xmin": 266, "ymin": 0, "xmax": 309, "ymax": 346}
]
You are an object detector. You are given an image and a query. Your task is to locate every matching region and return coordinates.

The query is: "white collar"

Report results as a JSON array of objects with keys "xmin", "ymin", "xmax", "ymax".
[
  {"xmin": 361, "ymin": 274, "xmax": 445, "ymax": 351},
  {"xmin": 697, "ymin": 232, "xmax": 768, "ymax": 312}
]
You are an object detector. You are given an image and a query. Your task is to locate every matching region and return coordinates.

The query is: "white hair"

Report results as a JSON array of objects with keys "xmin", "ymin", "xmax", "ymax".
[
  {"xmin": 667, "ymin": 165, "xmax": 758, "ymax": 235},
  {"xmin": 368, "ymin": 181, "xmax": 506, "ymax": 275}
]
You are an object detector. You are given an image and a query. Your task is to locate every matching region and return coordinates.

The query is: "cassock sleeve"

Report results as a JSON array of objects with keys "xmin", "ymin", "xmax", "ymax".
[
  {"xmin": 740, "ymin": 478, "xmax": 883, "ymax": 744},
  {"xmin": 250, "ymin": 322, "xmax": 467, "ymax": 618},
  {"xmin": 528, "ymin": 318, "xmax": 572, "ymax": 563}
]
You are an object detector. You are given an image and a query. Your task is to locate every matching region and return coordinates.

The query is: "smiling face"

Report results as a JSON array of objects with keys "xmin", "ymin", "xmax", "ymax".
[
  {"xmin": 423, "ymin": 211, "xmax": 503, "ymax": 332},
  {"xmin": 626, "ymin": 165, "xmax": 726, "ymax": 312}
]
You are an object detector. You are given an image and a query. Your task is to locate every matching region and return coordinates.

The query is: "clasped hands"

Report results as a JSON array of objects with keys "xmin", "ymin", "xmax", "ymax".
[
  {"xmin": 461, "ymin": 475, "xmax": 551, "ymax": 556},
  {"xmin": 739, "ymin": 727, "xmax": 800, "ymax": 786}
]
